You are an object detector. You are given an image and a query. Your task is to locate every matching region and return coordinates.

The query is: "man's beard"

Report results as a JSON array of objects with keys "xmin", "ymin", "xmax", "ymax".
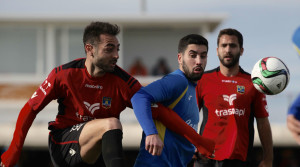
[
  {"xmin": 219, "ymin": 52, "xmax": 240, "ymax": 68},
  {"xmin": 94, "ymin": 56, "xmax": 117, "ymax": 73},
  {"xmin": 182, "ymin": 61, "xmax": 203, "ymax": 82}
]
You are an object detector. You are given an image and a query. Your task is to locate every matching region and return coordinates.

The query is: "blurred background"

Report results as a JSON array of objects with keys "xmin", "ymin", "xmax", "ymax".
[{"xmin": 0, "ymin": 0, "xmax": 300, "ymax": 166}]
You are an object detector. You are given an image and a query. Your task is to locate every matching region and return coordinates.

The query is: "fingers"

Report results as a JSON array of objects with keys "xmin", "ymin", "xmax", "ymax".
[
  {"xmin": 291, "ymin": 131, "xmax": 300, "ymax": 145},
  {"xmin": 146, "ymin": 144, "xmax": 163, "ymax": 155},
  {"xmin": 0, "ymin": 162, "xmax": 5, "ymax": 167},
  {"xmin": 145, "ymin": 134, "xmax": 164, "ymax": 156},
  {"xmin": 196, "ymin": 137, "xmax": 215, "ymax": 157},
  {"xmin": 209, "ymin": 150, "xmax": 215, "ymax": 159},
  {"xmin": 196, "ymin": 150, "xmax": 215, "ymax": 160},
  {"xmin": 287, "ymin": 115, "xmax": 300, "ymax": 133},
  {"xmin": 145, "ymin": 141, "xmax": 163, "ymax": 155},
  {"xmin": 287, "ymin": 115, "xmax": 300, "ymax": 145}
]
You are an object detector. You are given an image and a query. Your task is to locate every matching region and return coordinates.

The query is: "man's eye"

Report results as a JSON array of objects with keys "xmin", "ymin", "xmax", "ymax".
[
  {"xmin": 105, "ymin": 48, "xmax": 113, "ymax": 52},
  {"xmin": 190, "ymin": 54, "xmax": 197, "ymax": 58}
]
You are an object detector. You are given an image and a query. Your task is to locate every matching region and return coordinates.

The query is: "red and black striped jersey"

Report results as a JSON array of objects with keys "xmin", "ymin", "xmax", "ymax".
[
  {"xmin": 29, "ymin": 58, "xmax": 141, "ymax": 129},
  {"xmin": 196, "ymin": 67, "xmax": 269, "ymax": 161}
]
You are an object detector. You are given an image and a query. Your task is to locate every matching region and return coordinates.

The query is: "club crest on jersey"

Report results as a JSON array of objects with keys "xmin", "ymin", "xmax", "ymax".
[
  {"xmin": 102, "ymin": 97, "xmax": 112, "ymax": 109},
  {"xmin": 237, "ymin": 85, "xmax": 245, "ymax": 94}
]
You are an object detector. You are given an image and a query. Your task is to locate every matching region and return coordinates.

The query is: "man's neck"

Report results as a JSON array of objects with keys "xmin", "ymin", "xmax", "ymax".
[
  {"xmin": 219, "ymin": 64, "xmax": 239, "ymax": 77},
  {"xmin": 85, "ymin": 59, "xmax": 105, "ymax": 78}
]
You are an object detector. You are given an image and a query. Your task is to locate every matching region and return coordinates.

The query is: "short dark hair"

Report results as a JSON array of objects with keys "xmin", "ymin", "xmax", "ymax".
[
  {"xmin": 178, "ymin": 34, "xmax": 208, "ymax": 53},
  {"xmin": 217, "ymin": 28, "xmax": 243, "ymax": 48},
  {"xmin": 83, "ymin": 22, "xmax": 120, "ymax": 46}
]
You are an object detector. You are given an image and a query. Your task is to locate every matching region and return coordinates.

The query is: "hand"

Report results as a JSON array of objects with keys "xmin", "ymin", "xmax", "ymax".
[
  {"xmin": 196, "ymin": 149, "xmax": 215, "ymax": 159},
  {"xmin": 0, "ymin": 162, "xmax": 5, "ymax": 167},
  {"xmin": 145, "ymin": 134, "xmax": 164, "ymax": 156},
  {"xmin": 287, "ymin": 115, "xmax": 300, "ymax": 145},
  {"xmin": 196, "ymin": 137, "xmax": 215, "ymax": 158}
]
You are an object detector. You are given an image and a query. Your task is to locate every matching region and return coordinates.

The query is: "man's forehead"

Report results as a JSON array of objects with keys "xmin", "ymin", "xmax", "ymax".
[
  {"xmin": 100, "ymin": 34, "xmax": 119, "ymax": 44},
  {"xmin": 186, "ymin": 44, "xmax": 207, "ymax": 51},
  {"xmin": 219, "ymin": 35, "xmax": 238, "ymax": 43}
]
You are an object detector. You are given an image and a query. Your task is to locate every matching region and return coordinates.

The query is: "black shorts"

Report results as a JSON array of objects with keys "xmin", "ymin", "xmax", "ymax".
[{"xmin": 48, "ymin": 123, "xmax": 105, "ymax": 167}]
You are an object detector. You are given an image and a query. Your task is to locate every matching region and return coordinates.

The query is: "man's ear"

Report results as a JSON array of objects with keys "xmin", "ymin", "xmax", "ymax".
[
  {"xmin": 85, "ymin": 44, "xmax": 93, "ymax": 56},
  {"xmin": 178, "ymin": 53, "xmax": 183, "ymax": 65},
  {"xmin": 240, "ymin": 47, "xmax": 244, "ymax": 56}
]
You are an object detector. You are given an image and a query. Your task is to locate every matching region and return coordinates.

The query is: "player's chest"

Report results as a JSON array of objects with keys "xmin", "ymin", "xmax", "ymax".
[
  {"xmin": 63, "ymin": 78, "xmax": 125, "ymax": 110},
  {"xmin": 202, "ymin": 80, "xmax": 255, "ymax": 107}
]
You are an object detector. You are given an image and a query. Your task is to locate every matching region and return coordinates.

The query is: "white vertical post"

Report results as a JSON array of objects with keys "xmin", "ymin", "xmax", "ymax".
[
  {"xmin": 60, "ymin": 26, "xmax": 69, "ymax": 64},
  {"xmin": 36, "ymin": 27, "xmax": 44, "ymax": 76},
  {"xmin": 45, "ymin": 24, "xmax": 56, "ymax": 74}
]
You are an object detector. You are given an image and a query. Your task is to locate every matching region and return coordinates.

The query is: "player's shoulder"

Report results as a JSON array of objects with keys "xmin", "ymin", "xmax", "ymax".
[
  {"xmin": 239, "ymin": 67, "xmax": 251, "ymax": 76},
  {"xmin": 201, "ymin": 67, "xmax": 219, "ymax": 79},
  {"xmin": 111, "ymin": 65, "xmax": 141, "ymax": 88},
  {"xmin": 111, "ymin": 65, "xmax": 134, "ymax": 81},
  {"xmin": 238, "ymin": 67, "xmax": 252, "ymax": 81},
  {"xmin": 55, "ymin": 58, "xmax": 85, "ymax": 73},
  {"xmin": 164, "ymin": 70, "xmax": 189, "ymax": 85}
]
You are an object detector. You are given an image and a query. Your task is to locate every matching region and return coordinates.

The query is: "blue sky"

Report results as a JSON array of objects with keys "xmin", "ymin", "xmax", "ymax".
[{"xmin": 1, "ymin": 0, "xmax": 300, "ymax": 123}]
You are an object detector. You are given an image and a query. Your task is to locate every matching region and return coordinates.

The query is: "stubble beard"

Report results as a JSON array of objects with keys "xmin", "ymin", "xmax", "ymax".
[
  {"xmin": 93, "ymin": 50, "xmax": 116, "ymax": 73},
  {"xmin": 182, "ymin": 60, "xmax": 203, "ymax": 82},
  {"xmin": 219, "ymin": 52, "xmax": 240, "ymax": 68}
]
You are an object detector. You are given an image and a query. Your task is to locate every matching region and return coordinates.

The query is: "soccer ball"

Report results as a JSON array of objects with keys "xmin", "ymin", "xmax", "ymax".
[{"xmin": 251, "ymin": 57, "xmax": 290, "ymax": 95}]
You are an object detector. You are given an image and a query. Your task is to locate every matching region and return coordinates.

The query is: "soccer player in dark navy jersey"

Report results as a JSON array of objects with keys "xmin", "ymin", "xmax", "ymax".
[
  {"xmin": 131, "ymin": 34, "xmax": 215, "ymax": 167},
  {"xmin": 1, "ymin": 22, "xmax": 215, "ymax": 167},
  {"xmin": 192, "ymin": 28, "xmax": 273, "ymax": 167}
]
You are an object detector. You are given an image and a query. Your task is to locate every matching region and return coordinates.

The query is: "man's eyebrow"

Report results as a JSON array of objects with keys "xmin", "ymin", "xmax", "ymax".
[
  {"xmin": 189, "ymin": 50, "xmax": 207, "ymax": 54},
  {"xmin": 188, "ymin": 50, "xmax": 198, "ymax": 54},
  {"xmin": 105, "ymin": 43, "xmax": 120, "ymax": 47}
]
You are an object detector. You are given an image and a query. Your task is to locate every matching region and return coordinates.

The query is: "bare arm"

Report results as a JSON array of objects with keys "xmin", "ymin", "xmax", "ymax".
[
  {"xmin": 287, "ymin": 115, "xmax": 300, "ymax": 144},
  {"xmin": 256, "ymin": 117, "xmax": 273, "ymax": 167}
]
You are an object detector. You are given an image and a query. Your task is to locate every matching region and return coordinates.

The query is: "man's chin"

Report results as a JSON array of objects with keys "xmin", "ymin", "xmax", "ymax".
[{"xmin": 188, "ymin": 73, "xmax": 203, "ymax": 82}]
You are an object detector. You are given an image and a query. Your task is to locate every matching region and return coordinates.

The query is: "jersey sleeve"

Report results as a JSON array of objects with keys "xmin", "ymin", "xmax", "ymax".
[
  {"xmin": 28, "ymin": 68, "xmax": 58, "ymax": 111},
  {"xmin": 253, "ymin": 90, "xmax": 269, "ymax": 118},
  {"xmin": 131, "ymin": 89, "xmax": 157, "ymax": 136},
  {"xmin": 1, "ymin": 68, "xmax": 58, "ymax": 167},
  {"xmin": 288, "ymin": 95, "xmax": 300, "ymax": 120}
]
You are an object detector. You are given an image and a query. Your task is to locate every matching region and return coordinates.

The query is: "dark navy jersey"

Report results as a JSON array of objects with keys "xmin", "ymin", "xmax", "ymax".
[{"xmin": 133, "ymin": 69, "xmax": 199, "ymax": 167}]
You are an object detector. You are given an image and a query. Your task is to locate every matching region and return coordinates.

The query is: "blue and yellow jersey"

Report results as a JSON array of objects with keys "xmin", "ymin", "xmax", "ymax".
[{"xmin": 132, "ymin": 69, "xmax": 199, "ymax": 167}]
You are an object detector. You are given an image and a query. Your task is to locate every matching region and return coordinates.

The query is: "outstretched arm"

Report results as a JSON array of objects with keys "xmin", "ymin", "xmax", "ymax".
[
  {"xmin": 152, "ymin": 103, "xmax": 215, "ymax": 157},
  {"xmin": 1, "ymin": 103, "xmax": 37, "ymax": 167},
  {"xmin": 1, "ymin": 69, "xmax": 57, "ymax": 167}
]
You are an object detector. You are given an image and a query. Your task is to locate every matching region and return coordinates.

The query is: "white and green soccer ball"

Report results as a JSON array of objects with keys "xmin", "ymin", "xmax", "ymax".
[{"xmin": 251, "ymin": 57, "xmax": 290, "ymax": 95}]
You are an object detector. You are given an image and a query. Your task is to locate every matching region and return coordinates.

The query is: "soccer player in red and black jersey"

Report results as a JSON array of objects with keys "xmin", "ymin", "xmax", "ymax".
[
  {"xmin": 0, "ymin": 22, "xmax": 215, "ymax": 167},
  {"xmin": 192, "ymin": 28, "xmax": 273, "ymax": 167}
]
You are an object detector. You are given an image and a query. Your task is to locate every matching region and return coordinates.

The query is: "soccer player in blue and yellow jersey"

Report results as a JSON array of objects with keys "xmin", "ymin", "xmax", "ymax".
[{"xmin": 131, "ymin": 34, "xmax": 215, "ymax": 167}]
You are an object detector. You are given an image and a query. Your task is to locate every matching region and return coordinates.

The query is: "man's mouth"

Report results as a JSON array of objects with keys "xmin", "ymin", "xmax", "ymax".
[{"xmin": 193, "ymin": 67, "xmax": 203, "ymax": 73}]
